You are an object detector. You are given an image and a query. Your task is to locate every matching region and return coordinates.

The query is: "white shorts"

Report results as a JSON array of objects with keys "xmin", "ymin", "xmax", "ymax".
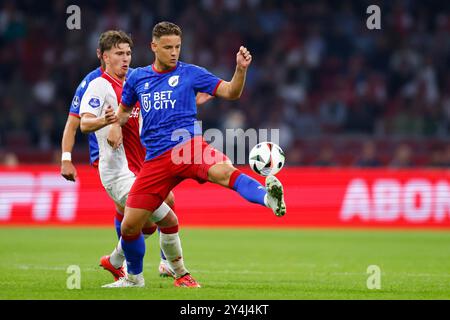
[
  {"xmin": 104, "ymin": 176, "xmax": 170, "ymax": 223},
  {"xmin": 104, "ymin": 176, "xmax": 135, "ymax": 208}
]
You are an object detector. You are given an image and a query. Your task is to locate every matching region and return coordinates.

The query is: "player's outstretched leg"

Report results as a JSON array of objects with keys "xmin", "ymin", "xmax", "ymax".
[{"xmin": 208, "ymin": 164, "xmax": 287, "ymax": 217}]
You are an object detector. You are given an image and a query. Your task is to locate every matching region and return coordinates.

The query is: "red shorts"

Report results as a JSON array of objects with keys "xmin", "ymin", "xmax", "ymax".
[{"xmin": 126, "ymin": 136, "xmax": 229, "ymax": 212}]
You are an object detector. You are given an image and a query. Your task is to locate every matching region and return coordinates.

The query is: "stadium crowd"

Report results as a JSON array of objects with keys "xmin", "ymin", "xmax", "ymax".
[{"xmin": 0, "ymin": 0, "xmax": 449, "ymax": 166}]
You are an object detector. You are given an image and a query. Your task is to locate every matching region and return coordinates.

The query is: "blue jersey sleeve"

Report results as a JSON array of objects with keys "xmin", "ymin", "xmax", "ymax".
[
  {"xmin": 121, "ymin": 69, "xmax": 138, "ymax": 108},
  {"xmin": 191, "ymin": 65, "xmax": 222, "ymax": 96},
  {"xmin": 69, "ymin": 79, "xmax": 89, "ymax": 117}
]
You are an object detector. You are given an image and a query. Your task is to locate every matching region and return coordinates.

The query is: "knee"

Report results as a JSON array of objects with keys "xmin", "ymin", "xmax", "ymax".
[
  {"xmin": 221, "ymin": 165, "xmax": 239, "ymax": 187},
  {"xmin": 121, "ymin": 221, "xmax": 141, "ymax": 237},
  {"xmin": 164, "ymin": 191, "xmax": 175, "ymax": 209},
  {"xmin": 209, "ymin": 164, "xmax": 237, "ymax": 185},
  {"xmin": 222, "ymin": 165, "xmax": 235, "ymax": 179}
]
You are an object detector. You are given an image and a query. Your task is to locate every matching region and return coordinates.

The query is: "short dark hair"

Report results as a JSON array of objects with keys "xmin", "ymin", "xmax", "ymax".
[
  {"xmin": 98, "ymin": 30, "xmax": 133, "ymax": 54},
  {"xmin": 152, "ymin": 21, "xmax": 182, "ymax": 39}
]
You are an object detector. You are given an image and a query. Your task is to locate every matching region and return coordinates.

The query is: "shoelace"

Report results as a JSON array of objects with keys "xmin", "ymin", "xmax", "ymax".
[
  {"xmin": 117, "ymin": 277, "xmax": 136, "ymax": 284},
  {"xmin": 182, "ymin": 275, "xmax": 197, "ymax": 285}
]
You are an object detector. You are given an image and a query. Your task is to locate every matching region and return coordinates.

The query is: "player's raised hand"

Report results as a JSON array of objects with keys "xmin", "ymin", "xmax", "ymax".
[
  {"xmin": 236, "ymin": 46, "xmax": 252, "ymax": 69},
  {"xmin": 61, "ymin": 161, "xmax": 77, "ymax": 182},
  {"xmin": 104, "ymin": 106, "xmax": 118, "ymax": 125},
  {"xmin": 107, "ymin": 123, "xmax": 123, "ymax": 149}
]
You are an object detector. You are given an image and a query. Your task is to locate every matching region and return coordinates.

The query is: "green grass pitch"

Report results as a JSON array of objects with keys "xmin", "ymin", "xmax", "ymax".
[{"xmin": 0, "ymin": 227, "xmax": 449, "ymax": 299}]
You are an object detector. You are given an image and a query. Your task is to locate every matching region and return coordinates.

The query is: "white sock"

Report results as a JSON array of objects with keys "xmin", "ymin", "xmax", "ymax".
[
  {"xmin": 160, "ymin": 232, "xmax": 188, "ymax": 277},
  {"xmin": 109, "ymin": 238, "xmax": 125, "ymax": 269}
]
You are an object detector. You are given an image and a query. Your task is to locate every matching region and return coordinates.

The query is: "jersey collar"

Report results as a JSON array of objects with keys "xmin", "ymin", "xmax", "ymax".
[
  {"xmin": 103, "ymin": 71, "xmax": 124, "ymax": 87},
  {"xmin": 151, "ymin": 62, "xmax": 178, "ymax": 74}
]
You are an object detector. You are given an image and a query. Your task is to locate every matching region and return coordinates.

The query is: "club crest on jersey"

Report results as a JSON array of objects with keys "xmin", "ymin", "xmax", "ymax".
[
  {"xmin": 88, "ymin": 97, "xmax": 101, "ymax": 108},
  {"xmin": 141, "ymin": 93, "xmax": 152, "ymax": 112},
  {"xmin": 168, "ymin": 75, "xmax": 179, "ymax": 87},
  {"xmin": 71, "ymin": 96, "xmax": 80, "ymax": 109},
  {"xmin": 144, "ymin": 82, "xmax": 149, "ymax": 89}
]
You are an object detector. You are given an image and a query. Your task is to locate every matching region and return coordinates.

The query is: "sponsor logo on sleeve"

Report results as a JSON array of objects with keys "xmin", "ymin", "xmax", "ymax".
[{"xmin": 88, "ymin": 97, "xmax": 101, "ymax": 108}]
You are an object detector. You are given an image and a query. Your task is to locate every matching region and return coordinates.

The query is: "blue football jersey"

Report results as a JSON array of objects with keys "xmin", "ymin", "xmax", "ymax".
[
  {"xmin": 121, "ymin": 62, "xmax": 222, "ymax": 160},
  {"xmin": 69, "ymin": 67, "xmax": 135, "ymax": 164}
]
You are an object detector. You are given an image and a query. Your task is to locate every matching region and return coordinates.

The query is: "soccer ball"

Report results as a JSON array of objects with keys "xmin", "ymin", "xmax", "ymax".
[{"xmin": 249, "ymin": 142, "xmax": 285, "ymax": 176}]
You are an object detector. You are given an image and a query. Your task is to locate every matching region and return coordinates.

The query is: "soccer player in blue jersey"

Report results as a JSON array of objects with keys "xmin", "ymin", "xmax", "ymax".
[{"xmin": 106, "ymin": 22, "xmax": 286, "ymax": 287}]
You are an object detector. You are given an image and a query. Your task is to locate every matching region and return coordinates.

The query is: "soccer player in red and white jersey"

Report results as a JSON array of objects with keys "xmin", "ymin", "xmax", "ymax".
[
  {"xmin": 79, "ymin": 30, "xmax": 197, "ymax": 287},
  {"xmin": 60, "ymin": 39, "xmax": 177, "ymax": 280}
]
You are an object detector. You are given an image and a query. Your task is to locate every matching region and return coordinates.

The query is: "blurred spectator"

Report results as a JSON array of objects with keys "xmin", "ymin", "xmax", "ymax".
[
  {"xmin": 443, "ymin": 145, "xmax": 450, "ymax": 167},
  {"xmin": 318, "ymin": 93, "xmax": 348, "ymax": 133},
  {"xmin": 262, "ymin": 110, "xmax": 294, "ymax": 151},
  {"xmin": 429, "ymin": 144, "xmax": 450, "ymax": 167},
  {"xmin": 32, "ymin": 72, "xmax": 56, "ymax": 106},
  {"xmin": 287, "ymin": 145, "xmax": 307, "ymax": 166},
  {"xmin": 287, "ymin": 102, "xmax": 321, "ymax": 137},
  {"xmin": 1, "ymin": 0, "xmax": 449, "ymax": 167},
  {"xmin": 2, "ymin": 152, "xmax": 18, "ymax": 167},
  {"xmin": 354, "ymin": 141, "xmax": 382, "ymax": 167},
  {"xmin": 428, "ymin": 146, "xmax": 446, "ymax": 167},
  {"xmin": 314, "ymin": 145, "xmax": 336, "ymax": 167},
  {"xmin": 390, "ymin": 143, "xmax": 413, "ymax": 168}
]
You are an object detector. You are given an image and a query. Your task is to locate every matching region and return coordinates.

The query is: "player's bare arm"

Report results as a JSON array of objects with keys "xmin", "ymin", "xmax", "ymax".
[
  {"xmin": 215, "ymin": 46, "xmax": 252, "ymax": 100},
  {"xmin": 80, "ymin": 106, "xmax": 117, "ymax": 133},
  {"xmin": 60, "ymin": 114, "xmax": 80, "ymax": 181},
  {"xmin": 107, "ymin": 103, "xmax": 131, "ymax": 149},
  {"xmin": 196, "ymin": 92, "xmax": 214, "ymax": 105}
]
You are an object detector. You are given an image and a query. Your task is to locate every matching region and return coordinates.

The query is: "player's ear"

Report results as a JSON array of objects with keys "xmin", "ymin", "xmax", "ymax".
[
  {"xmin": 102, "ymin": 51, "xmax": 109, "ymax": 65},
  {"xmin": 96, "ymin": 48, "xmax": 101, "ymax": 60},
  {"xmin": 150, "ymin": 41, "xmax": 157, "ymax": 53}
]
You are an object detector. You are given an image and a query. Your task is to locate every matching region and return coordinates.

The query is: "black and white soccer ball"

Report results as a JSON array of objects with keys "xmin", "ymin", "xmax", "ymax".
[{"xmin": 249, "ymin": 142, "xmax": 285, "ymax": 176}]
